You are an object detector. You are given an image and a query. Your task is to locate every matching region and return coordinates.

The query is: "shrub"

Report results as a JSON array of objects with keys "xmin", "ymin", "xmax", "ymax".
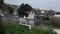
[
  {"xmin": 0, "ymin": 23, "xmax": 4, "ymax": 34},
  {"xmin": 50, "ymin": 17, "xmax": 60, "ymax": 28},
  {"xmin": 0, "ymin": 16, "xmax": 2, "ymax": 22}
]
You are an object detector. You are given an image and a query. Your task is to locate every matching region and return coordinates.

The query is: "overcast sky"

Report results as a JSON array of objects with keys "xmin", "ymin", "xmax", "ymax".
[{"xmin": 4, "ymin": 0, "xmax": 60, "ymax": 11}]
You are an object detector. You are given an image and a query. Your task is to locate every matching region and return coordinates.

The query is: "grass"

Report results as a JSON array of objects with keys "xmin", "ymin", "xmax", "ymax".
[
  {"xmin": 31, "ymin": 26, "xmax": 54, "ymax": 34},
  {"xmin": 4, "ymin": 23, "xmax": 29, "ymax": 34},
  {"xmin": 2, "ymin": 23, "xmax": 56, "ymax": 34}
]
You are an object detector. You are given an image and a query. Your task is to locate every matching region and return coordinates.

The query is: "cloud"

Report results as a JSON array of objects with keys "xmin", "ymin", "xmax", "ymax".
[{"xmin": 4, "ymin": 0, "xmax": 60, "ymax": 11}]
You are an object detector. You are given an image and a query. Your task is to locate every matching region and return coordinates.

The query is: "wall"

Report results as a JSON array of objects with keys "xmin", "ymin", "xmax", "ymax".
[{"xmin": 1, "ymin": 16, "xmax": 34, "ymax": 26}]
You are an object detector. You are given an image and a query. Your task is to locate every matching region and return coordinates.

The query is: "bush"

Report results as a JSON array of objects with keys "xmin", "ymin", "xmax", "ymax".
[
  {"xmin": 0, "ymin": 23, "xmax": 4, "ymax": 34},
  {"xmin": 50, "ymin": 17, "xmax": 60, "ymax": 28},
  {"xmin": 0, "ymin": 16, "xmax": 2, "ymax": 22}
]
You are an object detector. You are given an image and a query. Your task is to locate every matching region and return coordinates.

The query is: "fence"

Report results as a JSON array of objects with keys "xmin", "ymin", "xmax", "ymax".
[
  {"xmin": 1, "ymin": 16, "xmax": 35, "ymax": 26},
  {"xmin": 1, "ymin": 16, "xmax": 19, "ymax": 23},
  {"xmin": 1, "ymin": 16, "xmax": 52, "ymax": 26}
]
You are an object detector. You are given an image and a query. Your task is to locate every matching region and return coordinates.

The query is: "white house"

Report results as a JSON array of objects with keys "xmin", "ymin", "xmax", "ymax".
[{"xmin": 27, "ymin": 10, "xmax": 35, "ymax": 19}]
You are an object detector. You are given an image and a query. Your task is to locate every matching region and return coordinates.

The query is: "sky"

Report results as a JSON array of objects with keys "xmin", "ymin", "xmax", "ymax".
[{"xmin": 4, "ymin": 0, "xmax": 60, "ymax": 11}]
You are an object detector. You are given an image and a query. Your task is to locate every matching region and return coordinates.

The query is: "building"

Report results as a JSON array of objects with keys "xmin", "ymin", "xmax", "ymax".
[{"xmin": 31, "ymin": 8, "xmax": 55, "ymax": 20}]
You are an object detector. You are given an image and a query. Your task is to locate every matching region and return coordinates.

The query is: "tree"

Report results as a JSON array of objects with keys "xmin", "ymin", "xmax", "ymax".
[
  {"xmin": 7, "ymin": 7, "xmax": 14, "ymax": 15},
  {"xmin": 0, "ymin": 0, "xmax": 4, "ymax": 9},
  {"xmin": 0, "ymin": 22, "xmax": 4, "ymax": 34},
  {"xmin": 0, "ymin": 0, "xmax": 4, "ymax": 4},
  {"xmin": 17, "ymin": 3, "xmax": 32, "ymax": 17},
  {"xmin": 3, "ymin": 6, "xmax": 14, "ymax": 16}
]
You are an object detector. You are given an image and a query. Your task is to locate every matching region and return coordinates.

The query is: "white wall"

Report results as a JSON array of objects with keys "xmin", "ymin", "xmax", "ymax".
[{"xmin": 27, "ymin": 12, "xmax": 35, "ymax": 19}]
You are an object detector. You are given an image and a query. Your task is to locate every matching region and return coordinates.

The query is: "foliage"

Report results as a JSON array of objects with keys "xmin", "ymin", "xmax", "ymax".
[
  {"xmin": 4, "ymin": 24, "xmax": 29, "ymax": 34},
  {"xmin": 0, "ymin": 0, "xmax": 4, "ymax": 4},
  {"xmin": 31, "ymin": 27, "xmax": 55, "ymax": 34},
  {"xmin": 7, "ymin": 6, "xmax": 14, "ymax": 15},
  {"xmin": 0, "ymin": 0, "xmax": 4, "ymax": 9},
  {"xmin": 0, "ymin": 16, "xmax": 2, "ymax": 22},
  {"xmin": 17, "ymin": 3, "xmax": 32, "ymax": 17},
  {"xmin": 50, "ymin": 17, "xmax": 60, "ymax": 28},
  {"xmin": 0, "ymin": 22, "xmax": 4, "ymax": 34},
  {"xmin": 3, "ymin": 23, "xmax": 56, "ymax": 34},
  {"xmin": 40, "ymin": 17, "xmax": 60, "ymax": 28}
]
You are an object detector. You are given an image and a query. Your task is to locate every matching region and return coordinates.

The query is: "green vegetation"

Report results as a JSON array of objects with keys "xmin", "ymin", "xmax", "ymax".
[
  {"xmin": 7, "ymin": 7, "xmax": 14, "ymax": 15},
  {"xmin": 43, "ymin": 17, "xmax": 60, "ymax": 28},
  {"xmin": 0, "ymin": 16, "xmax": 2, "ymax": 22},
  {"xmin": 50, "ymin": 17, "xmax": 60, "ymax": 28},
  {"xmin": 0, "ymin": 22, "xmax": 4, "ymax": 34},
  {"xmin": 2, "ymin": 23, "xmax": 56, "ymax": 34},
  {"xmin": 32, "ymin": 26, "xmax": 56, "ymax": 34},
  {"xmin": 17, "ymin": 3, "xmax": 32, "ymax": 17},
  {"xmin": 4, "ymin": 24, "xmax": 29, "ymax": 34}
]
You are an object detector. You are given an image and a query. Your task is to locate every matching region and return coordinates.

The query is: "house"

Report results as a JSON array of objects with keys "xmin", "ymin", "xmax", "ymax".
[
  {"xmin": 41, "ymin": 9, "xmax": 55, "ymax": 20},
  {"xmin": 32, "ymin": 8, "xmax": 55, "ymax": 20},
  {"xmin": 27, "ymin": 10, "xmax": 35, "ymax": 19}
]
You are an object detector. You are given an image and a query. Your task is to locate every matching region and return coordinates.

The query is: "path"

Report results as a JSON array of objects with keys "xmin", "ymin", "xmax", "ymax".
[{"xmin": 53, "ymin": 29, "xmax": 60, "ymax": 34}]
